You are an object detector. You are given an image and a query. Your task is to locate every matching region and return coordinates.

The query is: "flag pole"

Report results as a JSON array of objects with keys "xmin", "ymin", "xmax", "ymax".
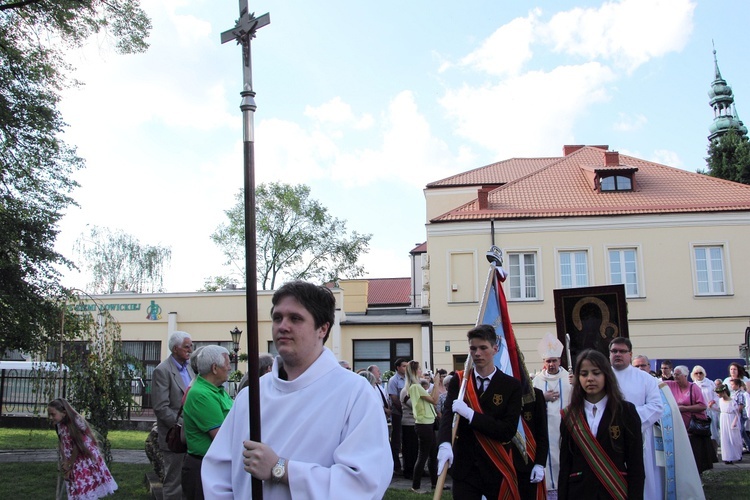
[{"xmin": 433, "ymin": 258, "xmax": 497, "ymax": 500}]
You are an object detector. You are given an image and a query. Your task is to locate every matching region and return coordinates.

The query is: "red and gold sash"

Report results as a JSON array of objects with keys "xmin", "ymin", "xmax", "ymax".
[
  {"xmin": 458, "ymin": 371, "xmax": 520, "ymax": 500},
  {"xmin": 519, "ymin": 418, "xmax": 547, "ymax": 500},
  {"xmin": 562, "ymin": 408, "xmax": 627, "ymax": 500}
]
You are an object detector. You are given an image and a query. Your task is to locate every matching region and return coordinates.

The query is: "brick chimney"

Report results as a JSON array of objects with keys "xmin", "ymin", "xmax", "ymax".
[
  {"xmin": 477, "ymin": 187, "xmax": 491, "ymax": 209},
  {"xmin": 563, "ymin": 145, "xmax": 584, "ymax": 156},
  {"xmin": 605, "ymin": 151, "xmax": 619, "ymax": 167}
]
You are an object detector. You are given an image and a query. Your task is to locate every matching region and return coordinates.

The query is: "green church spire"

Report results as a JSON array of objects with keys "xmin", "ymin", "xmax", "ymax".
[{"xmin": 709, "ymin": 43, "xmax": 747, "ymax": 141}]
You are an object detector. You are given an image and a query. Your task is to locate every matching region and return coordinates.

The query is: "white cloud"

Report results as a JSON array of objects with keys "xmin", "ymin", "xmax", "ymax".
[
  {"xmin": 256, "ymin": 92, "xmax": 468, "ymax": 189},
  {"xmin": 459, "ymin": 9, "xmax": 540, "ymax": 77},
  {"xmin": 255, "ymin": 118, "xmax": 337, "ymax": 184},
  {"xmin": 305, "ymin": 97, "xmax": 355, "ymax": 123},
  {"xmin": 329, "ymin": 91, "xmax": 464, "ymax": 188},
  {"xmin": 441, "ymin": 63, "xmax": 616, "ymax": 158},
  {"xmin": 304, "ymin": 97, "xmax": 374, "ymax": 130},
  {"xmin": 650, "ymin": 149, "xmax": 684, "ymax": 169},
  {"xmin": 543, "ymin": 0, "xmax": 696, "ymax": 71},
  {"xmin": 613, "ymin": 112, "xmax": 648, "ymax": 131}
]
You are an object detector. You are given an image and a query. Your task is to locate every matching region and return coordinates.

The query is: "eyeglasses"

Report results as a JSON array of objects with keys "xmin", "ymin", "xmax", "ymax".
[
  {"xmin": 693, "ymin": 372, "xmax": 705, "ymax": 375},
  {"xmin": 609, "ymin": 349, "xmax": 630, "ymax": 354},
  {"xmin": 634, "ymin": 363, "xmax": 649, "ymax": 368}
]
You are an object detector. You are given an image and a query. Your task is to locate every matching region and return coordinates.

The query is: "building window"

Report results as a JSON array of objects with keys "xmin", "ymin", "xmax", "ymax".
[
  {"xmin": 508, "ymin": 252, "xmax": 537, "ymax": 300},
  {"xmin": 121, "ymin": 341, "xmax": 162, "ymax": 379},
  {"xmin": 608, "ymin": 248, "xmax": 639, "ymax": 297},
  {"xmin": 559, "ymin": 250, "xmax": 589, "ymax": 288},
  {"xmin": 600, "ymin": 174, "xmax": 632, "ymax": 191},
  {"xmin": 193, "ymin": 341, "xmax": 233, "ymax": 354},
  {"xmin": 694, "ymin": 246, "xmax": 726, "ymax": 295},
  {"xmin": 352, "ymin": 339, "xmax": 412, "ymax": 373}
]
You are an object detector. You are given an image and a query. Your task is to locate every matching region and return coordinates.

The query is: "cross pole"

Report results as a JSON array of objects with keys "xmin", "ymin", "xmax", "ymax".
[{"xmin": 221, "ymin": 3, "xmax": 269, "ymax": 499}]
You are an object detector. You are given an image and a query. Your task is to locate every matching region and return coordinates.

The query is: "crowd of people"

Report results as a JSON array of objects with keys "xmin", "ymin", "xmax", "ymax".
[
  {"xmin": 47, "ymin": 280, "xmax": 750, "ymax": 499},
  {"xmin": 386, "ymin": 332, "xmax": 747, "ymax": 500}
]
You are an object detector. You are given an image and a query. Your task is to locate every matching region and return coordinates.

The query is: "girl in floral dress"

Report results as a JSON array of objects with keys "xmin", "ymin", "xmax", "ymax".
[{"xmin": 47, "ymin": 398, "xmax": 118, "ymax": 499}]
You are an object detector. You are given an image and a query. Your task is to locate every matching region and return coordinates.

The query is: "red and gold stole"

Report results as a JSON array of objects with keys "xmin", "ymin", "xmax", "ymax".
[
  {"xmin": 457, "ymin": 371, "xmax": 520, "ymax": 500},
  {"xmin": 561, "ymin": 408, "xmax": 627, "ymax": 500}
]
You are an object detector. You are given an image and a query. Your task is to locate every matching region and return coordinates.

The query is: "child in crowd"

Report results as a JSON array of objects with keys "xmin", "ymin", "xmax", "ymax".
[
  {"xmin": 559, "ymin": 349, "xmax": 644, "ymax": 500},
  {"xmin": 729, "ymin": 378, "xmax": 750, "ymax": 452},
  {"xmin": 48, "ymin": 398, "xmax": 118, "ymax": 499},
  {"xmin": 716, "ymin": 383, "xmax": 744, "ymax": 464}
]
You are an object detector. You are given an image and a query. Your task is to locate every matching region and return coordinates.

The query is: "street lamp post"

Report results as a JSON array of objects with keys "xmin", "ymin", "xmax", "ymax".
[{"xmin": 230, "ymin": 327, "xmax": 243, "ymax": 373}]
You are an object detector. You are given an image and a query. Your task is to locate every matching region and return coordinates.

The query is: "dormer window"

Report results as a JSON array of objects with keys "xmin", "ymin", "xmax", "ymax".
[{"xmin": 600, "ymin": 174, "xmax": 633, "ymax": 192}]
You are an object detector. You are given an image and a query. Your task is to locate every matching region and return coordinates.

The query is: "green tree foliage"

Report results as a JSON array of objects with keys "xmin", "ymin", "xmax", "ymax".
[
  {"xmin": 63, "ymin": 291, "xmax": 139, "ymax": 464},
  {"xmin": 703, "ymin": 129, "xmax": 750, "ymax": 184},
  {"xmin": 0, "ymin": 1, "xmax": 151, "ymax": 353},
  {"xmin": 211, "ymin": 182, "xmax": 372, "ymax": 290},
  {"xmin": 74, "ymin": 226, "xmax": 172, "ymax": 293},
  {"xmin": 199, "ymin": 275, "xmax": 238, "ymax": 292}
]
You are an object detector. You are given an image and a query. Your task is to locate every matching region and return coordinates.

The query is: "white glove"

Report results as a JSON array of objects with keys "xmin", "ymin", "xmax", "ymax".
[
  {"xmin": 437, "ymin": 442, "xmax": 453, "ymax": 475},
  {"xmin": 530, "ymin": 464, "xmax": 545, "ymax": 483},
  {"xmin": 452, "ymin": 399, "xmax": 475, "ymax": 422}
]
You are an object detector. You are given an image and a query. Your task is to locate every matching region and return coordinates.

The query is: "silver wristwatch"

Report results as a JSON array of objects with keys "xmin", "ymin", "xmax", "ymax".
[{"xmin": 271, "ymin": 457, "xmax": 286, "ymax": 483}]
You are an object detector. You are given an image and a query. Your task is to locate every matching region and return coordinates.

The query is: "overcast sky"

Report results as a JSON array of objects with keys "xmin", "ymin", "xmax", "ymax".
[{"xmin": 54, "ymin": 0, "xmax": 749, "ymax": 292}]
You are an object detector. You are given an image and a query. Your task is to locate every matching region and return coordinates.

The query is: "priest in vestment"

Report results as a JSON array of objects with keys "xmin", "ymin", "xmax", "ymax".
[
  {"xmin": 531, "ymin": 333, "xmax": 571, "ymax": 498},
  {"xmin": 609, "ymin": 337, "xmax": 664, "ymax": 500}
]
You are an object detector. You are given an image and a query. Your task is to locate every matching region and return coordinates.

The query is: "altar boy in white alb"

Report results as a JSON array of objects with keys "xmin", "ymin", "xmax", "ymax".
[
  {"xmin": 609, "ymin": 337, "xmax": 664, "ymax": 500},
  {"xmin": 201, "ymin": 281, "xmax": 393, "ymax": 499}
]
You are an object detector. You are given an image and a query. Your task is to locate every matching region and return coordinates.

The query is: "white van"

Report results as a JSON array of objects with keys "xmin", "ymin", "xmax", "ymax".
[{"xmin": 0, "ymin": 360, "xmax": 68, "ymax": 372}]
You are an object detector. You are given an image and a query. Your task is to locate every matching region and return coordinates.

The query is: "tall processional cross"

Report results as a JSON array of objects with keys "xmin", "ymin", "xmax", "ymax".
[{"xmin": 221, "ymin": 3, "xmax": 269, "ymax": 499}]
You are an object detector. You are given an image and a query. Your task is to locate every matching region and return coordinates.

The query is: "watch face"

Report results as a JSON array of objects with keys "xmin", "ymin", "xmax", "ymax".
[{"xmin": 272, "ymin": 459, "xmax": 285, "ymax": 479}]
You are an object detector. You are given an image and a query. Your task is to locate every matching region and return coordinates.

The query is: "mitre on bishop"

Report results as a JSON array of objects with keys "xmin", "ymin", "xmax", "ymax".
[{"xmin": 537, "ymin": 332, "xmax": 563, "ymax": 360}]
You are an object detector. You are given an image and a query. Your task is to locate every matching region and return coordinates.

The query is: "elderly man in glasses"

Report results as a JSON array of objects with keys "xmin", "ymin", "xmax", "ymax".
[
  {"xmin": 632, "ymin": 355, "xmax": 658, "ymax": 377},
  {"xmin": 609, "ymin": 337, "xmax": 664, "ymax": 500}
]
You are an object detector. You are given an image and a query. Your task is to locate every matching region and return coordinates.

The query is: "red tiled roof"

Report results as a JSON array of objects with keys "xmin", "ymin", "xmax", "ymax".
[
  {"xmin": 431, "ymin": 146, "xmax": 750, "ymax": 221},
  {"xmin": 410, "ymin": 242, "xmax": 427, "ymax": 254},
  {"xmin": 427, "ymin": 157, "xmax": 559, "ymax": 187},
  {"xmin": 368, "ymin": 278, "xmax": 411, "ymax": 306}
]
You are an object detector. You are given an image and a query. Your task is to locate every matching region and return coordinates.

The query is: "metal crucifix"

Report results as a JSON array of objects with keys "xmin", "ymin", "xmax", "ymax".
[{"xmin": 221, "ymin": 3, "xmax": 269, "ymax": 499}]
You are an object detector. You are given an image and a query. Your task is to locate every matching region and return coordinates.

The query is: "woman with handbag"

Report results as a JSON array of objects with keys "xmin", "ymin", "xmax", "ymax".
[{"xmin": 664, "ymin": 365, "xmax": 715, "ymax": 473}]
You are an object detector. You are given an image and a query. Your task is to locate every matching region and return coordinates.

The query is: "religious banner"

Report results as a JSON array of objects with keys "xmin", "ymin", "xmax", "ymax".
[{"xmin": 553, "ymin": 284, "xmax": 629, "ymax": 371}]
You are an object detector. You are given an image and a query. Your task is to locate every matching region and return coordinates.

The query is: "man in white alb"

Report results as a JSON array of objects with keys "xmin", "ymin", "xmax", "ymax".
[
  {"xmin": 201, "ymin": 281, "xmax": 392, "ymax": 499},
  {"xmin": 609, "ymin": 337, "xmax": 664, "ymax": 500},
  {"xmin": 531, "ymin": 333, "xmax": 571, "ymax": 498}
]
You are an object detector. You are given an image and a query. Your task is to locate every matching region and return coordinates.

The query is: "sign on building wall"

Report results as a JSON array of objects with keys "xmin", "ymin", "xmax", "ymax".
[{"xmin": 67, "ymin": 300, "xmax": 164, "ymax": 321}]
